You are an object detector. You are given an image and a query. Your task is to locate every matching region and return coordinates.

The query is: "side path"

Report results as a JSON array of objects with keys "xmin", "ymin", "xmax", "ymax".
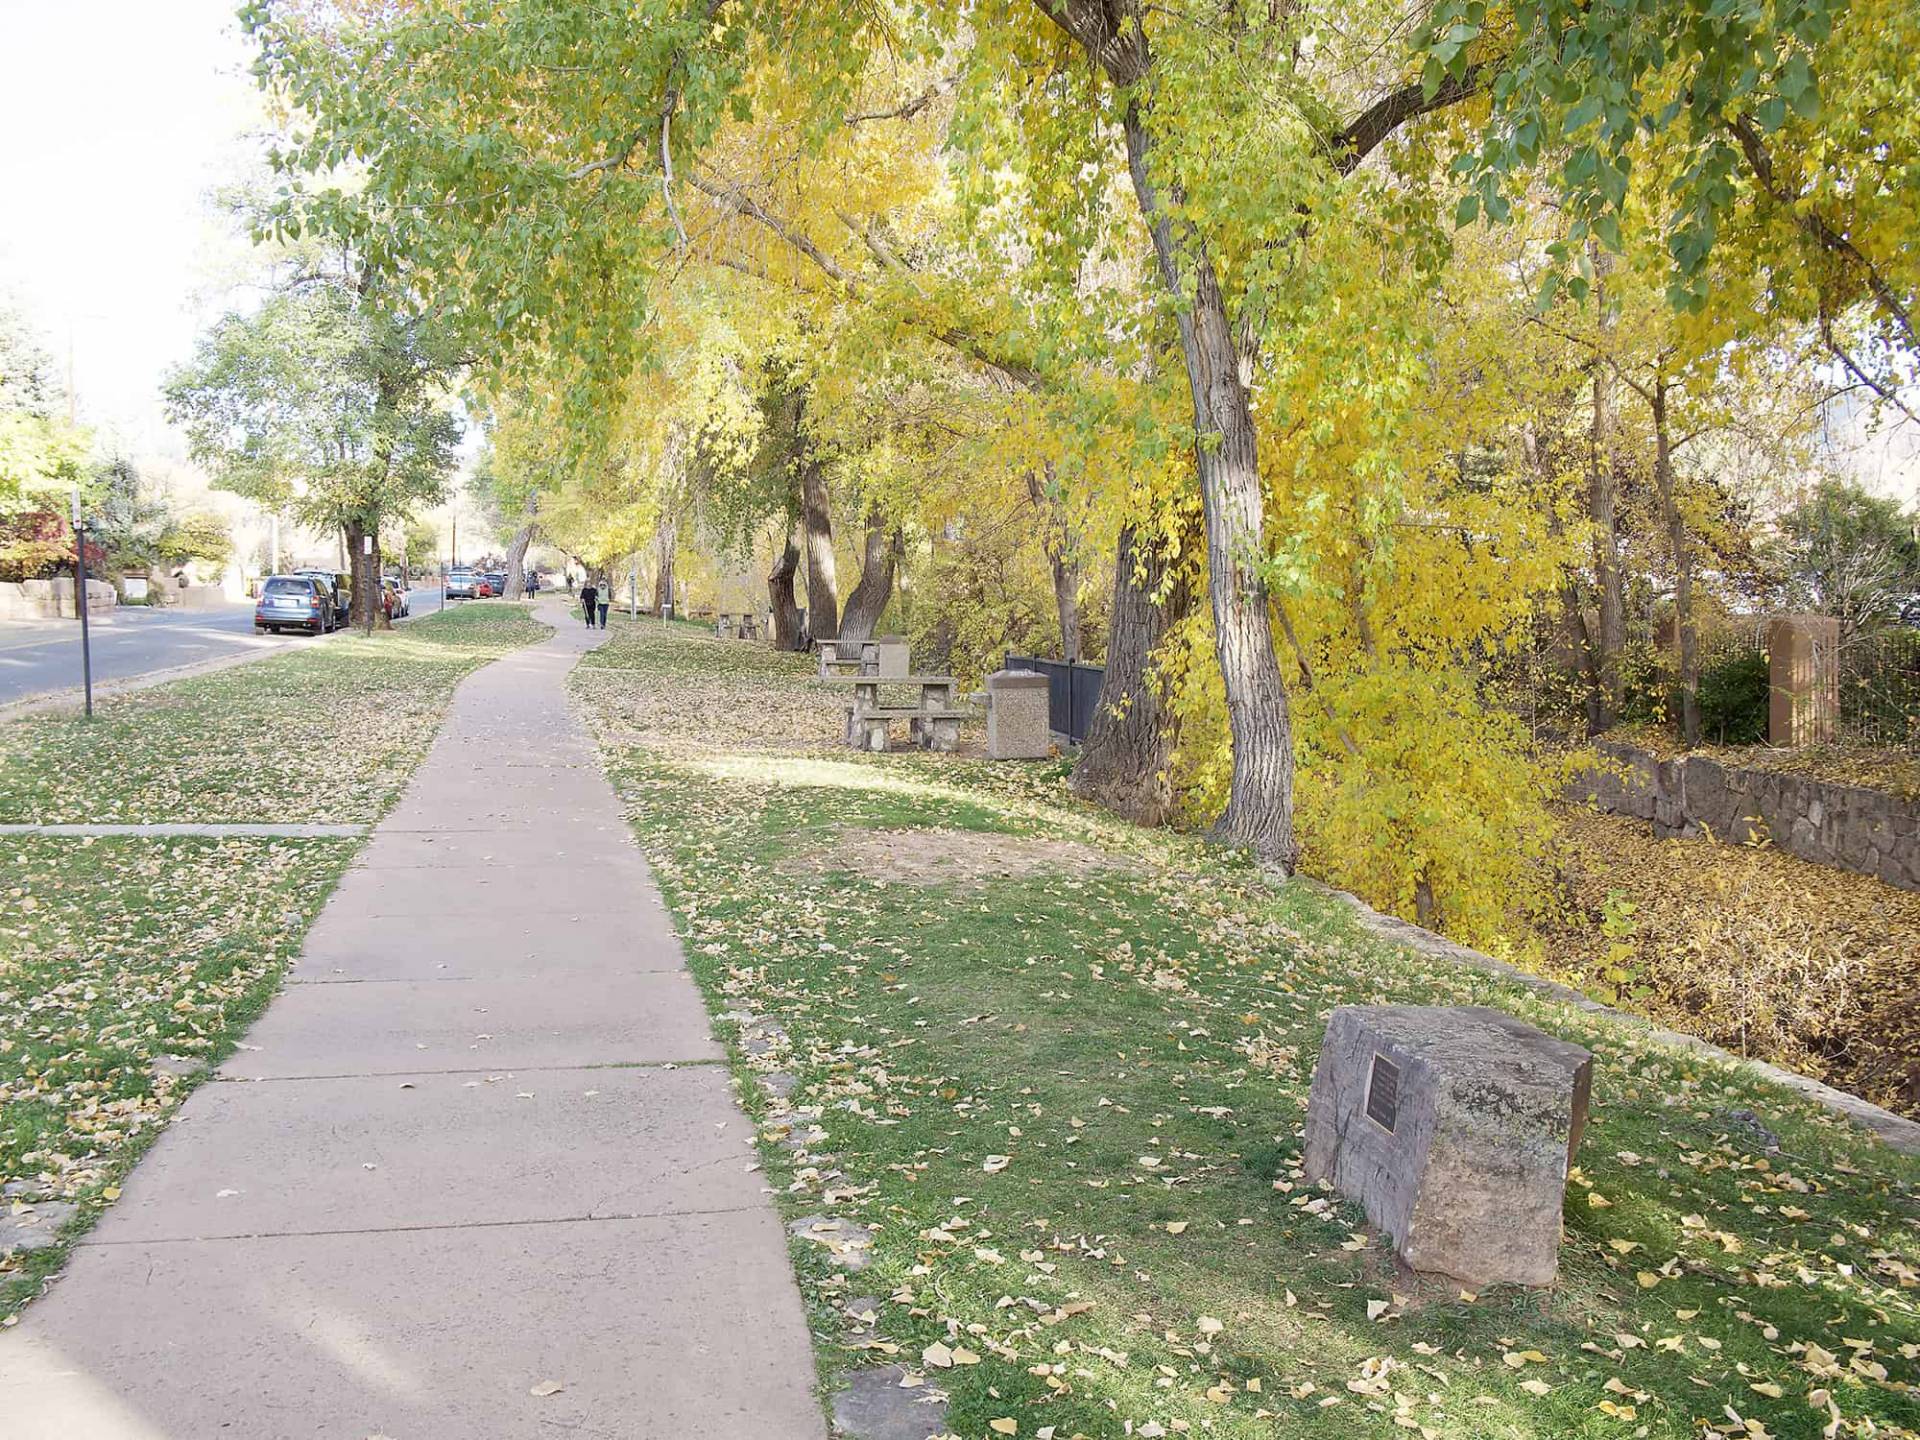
[{"xmin": 0, "ymin": 602, "xmax": 825, "ymax": 1439}]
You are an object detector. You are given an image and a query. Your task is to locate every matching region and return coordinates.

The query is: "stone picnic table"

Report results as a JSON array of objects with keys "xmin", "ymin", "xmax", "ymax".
[{"xmin": 821, "ymin": 673, "xmax": 967, "ymax": 752}]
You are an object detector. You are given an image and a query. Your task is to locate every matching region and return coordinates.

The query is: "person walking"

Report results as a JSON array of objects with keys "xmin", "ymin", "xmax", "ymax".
[
  {"xmin": 596, "ymin": 586, "xmax": 611, "ymax": 630},
  {"xmin": 580, "ymin": 578, "xmax": 599, "ymax": 628}
]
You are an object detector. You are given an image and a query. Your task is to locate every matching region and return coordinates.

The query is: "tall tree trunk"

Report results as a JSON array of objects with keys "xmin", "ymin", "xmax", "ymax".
[
  {"xmin": 1525, "ymin": 426, "xmax": 1607, "ymax": 734},
  {"xmin": 1071, "ymin": 521, "xmax": 1194, "ymax": 827},
  {"xmin": 1588, "ymin": 250, "xmax": 1628, "ymax": 729},
  {"xmin": 344, "ymin": 516, "xmax": 386, "ymax": 632},
  {"xmin": 653, "ymin": 519, "xmax": 677, "ymax": 614},
  {"xmin": 502, "ymin": 517, "xmax": 537, "ymax": 600},
  {"xmin": 768, "ymin": 526, "xmax": 804, "ymax": 649},
  {"xmin": 800, "ymin": 457, "xmax": 838, "ymax": 639},
  {"xmin": 1120, "ymin": 104, "xmax": 1296, "ymax": 867},
  {"xmin": 1026, "ymin": 467, "xmax": 1083, "ymax": 661},
  {"xmin": 836, "ymin": 516, "xmax": 900, "ymax": 645},
  {"xmin": 1650, "ymin": 378, "xmax": 1700, "ymax": 746}
]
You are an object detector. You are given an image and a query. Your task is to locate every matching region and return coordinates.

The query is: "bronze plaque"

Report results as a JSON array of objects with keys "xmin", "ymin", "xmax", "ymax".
[{"xmin": 1365, "ymin": 1053, "xmax": 1400, "ymax": 1133}]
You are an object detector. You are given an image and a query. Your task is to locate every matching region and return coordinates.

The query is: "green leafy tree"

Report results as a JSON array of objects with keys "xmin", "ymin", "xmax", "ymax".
[
  {"xmin": 0, "ymin": 300, "xmax": 89, "ymax": 520},
  {"xmin": 1772, "ymin": 479, "xmax": 1920, "ymax": 640},
  {"xmin": 165, "ymin": 283, "xmax": 459, "ymax": 629}
]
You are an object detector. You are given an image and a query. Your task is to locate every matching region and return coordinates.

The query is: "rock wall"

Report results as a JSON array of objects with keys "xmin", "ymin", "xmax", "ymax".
[
  {"xmin": 1581, "ymin": 740, "xmax": 1920, "ymax": 892},
  {"xmin": 0, "ymin": 578, "xmax": 116, "ymax": 619}
]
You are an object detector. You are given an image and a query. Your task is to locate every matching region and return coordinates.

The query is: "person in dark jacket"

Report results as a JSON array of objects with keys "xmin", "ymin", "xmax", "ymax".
[{"xmin": 580, "ymin": 580, "xmax": 599, "ymax": 627}]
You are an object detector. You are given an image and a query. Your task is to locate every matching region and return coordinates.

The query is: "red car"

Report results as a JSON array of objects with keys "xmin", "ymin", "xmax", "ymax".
[{"xmin": 473, "ymin": 577, "xmax": 494, "ymax": 598}]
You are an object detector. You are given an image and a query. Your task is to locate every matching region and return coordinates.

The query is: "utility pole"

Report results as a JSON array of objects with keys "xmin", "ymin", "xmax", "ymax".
[{"xmin": 70, "ymin": 489, "xmax": 94, "ymax": 719}]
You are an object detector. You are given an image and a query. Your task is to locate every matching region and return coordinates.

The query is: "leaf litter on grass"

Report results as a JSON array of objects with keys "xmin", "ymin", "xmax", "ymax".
[
  {"xmin": 572, "ymin": 623, "xmax": 1920, "ymax": 1440},
  {"xmin": 0, "ymin": 604, "xmax": 549, "ymax": 1319}
]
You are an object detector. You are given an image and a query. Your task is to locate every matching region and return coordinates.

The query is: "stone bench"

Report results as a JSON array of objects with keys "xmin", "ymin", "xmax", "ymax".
[{"xmin": 846, "ymin": 705, "xmax": 968, "ymax": 754}]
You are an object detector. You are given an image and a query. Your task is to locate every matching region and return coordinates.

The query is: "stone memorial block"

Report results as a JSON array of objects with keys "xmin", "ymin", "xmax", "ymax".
[
  {"xmin": 985, "ymin": 670, "xmax": 1051, "ymax": 760},
  {"xmin": 1303, "ymin": 1004, "xmax": 1591, "ymax": 1288}
]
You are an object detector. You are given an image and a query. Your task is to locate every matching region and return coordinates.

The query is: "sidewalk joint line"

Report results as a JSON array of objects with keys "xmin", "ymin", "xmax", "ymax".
[
  {"xmin": 209, "ymin": 1057, "xmax": 727, "ymax": 1081},
  {"xmin": 75, "ymin": 1203, "xmax": 769, "ymax": 1248}
]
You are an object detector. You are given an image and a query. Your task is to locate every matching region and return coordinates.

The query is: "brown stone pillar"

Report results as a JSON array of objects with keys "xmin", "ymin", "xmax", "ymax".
[{"xmin": 1768, "ymin": 615, "xmax": 1840, "ymax": 746}]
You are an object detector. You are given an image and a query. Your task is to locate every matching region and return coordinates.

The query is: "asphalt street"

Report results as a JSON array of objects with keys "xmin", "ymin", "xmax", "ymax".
[{"xmin": 0, "ymin": 586, "xmax": 445, "ymax": 706}]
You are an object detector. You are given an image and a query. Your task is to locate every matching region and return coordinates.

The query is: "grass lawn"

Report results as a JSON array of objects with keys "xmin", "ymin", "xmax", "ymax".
[
  {"xmin": 575, "ymin": 623, "xmax": 1920, "ymax": 1440},
  {"xmin": 0, "ymin": 603, "xmax": 549, "ymax": 1320},
  {"xmin": 0, "ymin": 601, "xmax": 550, "ymax": 824}
]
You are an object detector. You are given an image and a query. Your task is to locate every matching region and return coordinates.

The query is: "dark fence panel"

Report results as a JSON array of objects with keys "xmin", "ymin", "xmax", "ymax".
[{"xmin": 1004, "ymin": 655, "xmax": 1107, "ymax": 744}]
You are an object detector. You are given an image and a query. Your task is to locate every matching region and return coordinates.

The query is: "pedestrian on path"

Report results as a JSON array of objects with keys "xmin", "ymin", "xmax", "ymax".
[
  {"xmin": 580, "ymin": 580, "xmax": 599, "ymax": 628},
  {"xmin": 596, "ymin": 590, "xmax": 611, "ymax": 629}
]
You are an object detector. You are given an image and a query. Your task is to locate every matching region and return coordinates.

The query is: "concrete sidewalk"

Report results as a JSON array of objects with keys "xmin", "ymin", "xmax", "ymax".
[{"xmin": 0, "ymin": 604, "xmax": 825, "ymax": 1439}]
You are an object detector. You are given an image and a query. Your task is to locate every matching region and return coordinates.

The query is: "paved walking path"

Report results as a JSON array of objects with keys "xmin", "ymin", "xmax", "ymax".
[
  {"xmin": 0, "ymin": 823, "xmax": 368, "ymax": 838},
  {"xmin": 0, "ymin": 605, "xmax": 825, "ymax": 1439}
]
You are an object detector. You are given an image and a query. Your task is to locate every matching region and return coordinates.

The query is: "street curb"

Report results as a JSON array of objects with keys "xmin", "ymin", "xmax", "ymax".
[
  {"xmin": 0, "ymin": 607, "xmax": 443, "ymax": 724},
  {"xmin": 1295, "ymin": 877, "xmax": 1920, "ymax": 1157}
]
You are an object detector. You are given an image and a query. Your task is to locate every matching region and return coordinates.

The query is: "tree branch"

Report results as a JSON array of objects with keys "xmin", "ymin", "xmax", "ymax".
[{"xmin": 1331, "ymin": 61, "xmax": 1497, "ymax": 175}]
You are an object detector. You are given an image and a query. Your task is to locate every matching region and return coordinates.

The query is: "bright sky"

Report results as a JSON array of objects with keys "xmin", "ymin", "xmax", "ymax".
[{"xmin": 0, "ymin": 0, "xmax": 261, "ymax": 459}]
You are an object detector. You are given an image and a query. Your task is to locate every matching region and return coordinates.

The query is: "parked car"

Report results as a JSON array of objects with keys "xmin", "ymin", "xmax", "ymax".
[
  {"xmin": 483, "ymin": 571, "xmax": 509, "ymax": 597},
  {"xmin": 294, "ymin": 569, "xmax": 350, "ymax": 625},
  {"xmin": 255, "ymin": 575, "xmax": 334, "ymax": 635},
  {"xmin": 473, "ymin": 576, "xmax": 495, "ymax": 598},
  {"xmin": 447, "ymin": 570, "xmax": 479, "ymax": 599},
  {"xmin": 382, "ymin": 577, "xmax": 410, "ymax": 619}
]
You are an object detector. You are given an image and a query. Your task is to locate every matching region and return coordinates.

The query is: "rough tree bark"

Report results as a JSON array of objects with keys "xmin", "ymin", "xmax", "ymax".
[
  {"xmin": 1524, "ymin": 427, "xmax": 1606, "ymax": 733},
  {"xmin": 1027, "ymin": 466, "xmax": 1083, "ymax": 662},
  {"xmin": 1071, "ymin": 522, "xmax": 1194, "ymax": 827},
  {"xmin": 1119, "ymin": 109, "xmax": 1297, "ymax": 865},
  {"xmin": 344, "ymin": 517, "xmax": 386, "ymax": 632},
  {"xmin": 799, "ymin": 456, "xmax": 838, "ymax": 639},
  {"xmin": 1649, "ymin": 377, "xmax": 1700, "ymax": 746},
  {"xmin": 768, "ymin": 526, "xmax": 804, "ymax": 649},
  {"xmin": 835, "ymin": 516, "xmax": 901, "ymax": 645},
  {"xmin": 1029, "ymin": 5, "xmax": 1296, "ymax": 865},
  {"xmin": 653, "ymin": 519, "xmax": 677, "ymax": 615},
  {"xmin": 502, "ymin": 517, "xmax": 538, "ymax": 600},
  {"xmin": 1588, "ymin": 251, "xmax": 1628, "ymax": 730}
]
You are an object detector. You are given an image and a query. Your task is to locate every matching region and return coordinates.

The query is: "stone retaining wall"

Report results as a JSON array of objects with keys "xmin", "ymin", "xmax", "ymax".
[
  {"xmin": 1304, "ymin": 879, "xmax": 1920, "ymax": 1156},
  {"xmin": 1580, "ymin": 740, "xmax": 1919, "ymax": 892},
  {"xmin": 0, "ymin": 578, "xmax": 117, "ymax": 619}
]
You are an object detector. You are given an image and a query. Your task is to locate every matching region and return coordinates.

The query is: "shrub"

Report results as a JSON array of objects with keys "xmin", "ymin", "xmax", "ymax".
[
  {"xmin": 0, "ymin": 509, "xmax": 70, "ymax": 582},
  {"xmin": 1693, "ymin": 649, "xmax": 1770, "ymax": 745}
]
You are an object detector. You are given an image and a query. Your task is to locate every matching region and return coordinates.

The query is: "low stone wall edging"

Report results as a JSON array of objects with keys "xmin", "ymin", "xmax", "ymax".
[
  {"xmin": 1295, "ymin": 878, "xmax": 1920, "ymax": 1157},
  {"xmin": 1582, "ymin": 740, "xmax": 1919, "ymax": 892}
]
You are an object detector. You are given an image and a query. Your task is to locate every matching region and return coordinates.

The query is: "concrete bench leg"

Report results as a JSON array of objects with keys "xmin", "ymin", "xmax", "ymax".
[
  {"xmin": 926, "ymin": 717, "xmax": 960, "ymax": 753},
  {"xmin": 859, "ymin": 717, "xmax": 892, "ymax": 752}
]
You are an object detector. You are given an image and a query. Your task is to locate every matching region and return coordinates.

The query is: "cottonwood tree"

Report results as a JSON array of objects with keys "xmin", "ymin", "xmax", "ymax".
[{"xmin": 165, "ymin": 283, "xmax": 459, "ymax": 628}]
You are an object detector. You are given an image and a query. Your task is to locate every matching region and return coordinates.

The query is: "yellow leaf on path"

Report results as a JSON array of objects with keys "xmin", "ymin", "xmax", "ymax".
[
  {"xmin": 101, "ymin": 1187, "xmax": 120, "ymax": 1201},
  {"xmin": 529, "ymin": 1380, "xmax": 563, "ymax": 1397},
  {"xmin": 989, "ymin": 1419, "xmax": 1018, "ymax": 1435}
]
